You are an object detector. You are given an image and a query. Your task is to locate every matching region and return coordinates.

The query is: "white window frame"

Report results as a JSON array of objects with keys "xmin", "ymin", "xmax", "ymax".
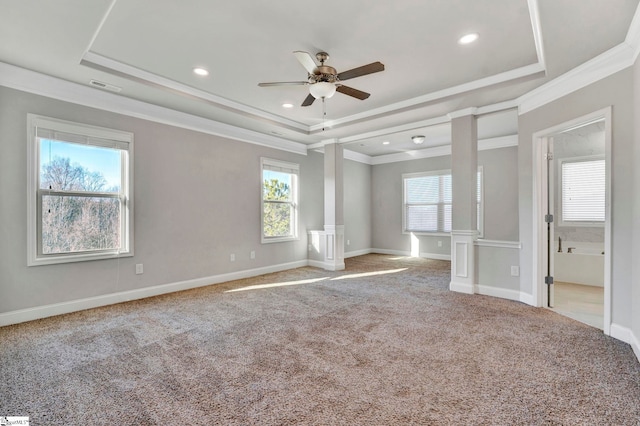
[
  {"xmin": 261, "ymin": 157, "xmax": 299, "ymax": 244},
  {"xmin": 402, "ymin": 167, "xmax": 483, "ymax": 237},
  {"xmin": 27, "ymin": 114, "xmax": 134, "ymax": 266},
  {"xmin": 557, "ymin": 155, "xmax": 605, "ymax": 227}
]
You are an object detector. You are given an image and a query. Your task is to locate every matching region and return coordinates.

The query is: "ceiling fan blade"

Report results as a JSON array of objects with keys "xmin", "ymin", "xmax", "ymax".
[
  {"xmin": 337, "ymin": 61, "xmax": 385, "ymax": 81},
  {"xmin": 258, "ymin": 81, "xmax": 308, "ymax": 87},
  {"xmin": 336, "ymin": 85, "xmax": 370, "ymax": 100},
  {"xmin": 293, "ymin": 51, "xmax": 318, "ymax": 74},
  {"xmin": 301, "ymin": 93, "xmax": 316, "ymax": 107}
]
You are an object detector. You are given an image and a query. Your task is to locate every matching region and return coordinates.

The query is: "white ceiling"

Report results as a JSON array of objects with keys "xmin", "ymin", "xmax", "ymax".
[{"xmin": 1, "ymin": 0, "xmax": 638, "ymax": 157}]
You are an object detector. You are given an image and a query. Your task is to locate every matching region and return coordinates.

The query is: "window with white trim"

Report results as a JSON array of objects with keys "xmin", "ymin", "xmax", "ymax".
[
  {"xmin": 27, "ymin": 114, "xmax": 133, "ymax": 265},
  {"xmin": 261, "ymin": 158, "xmax": 299, "ymax": 243},
  {"xmin": 559, "ymin": 156, "xmax": 605, "ymax": 226},
  {"xmin": 403, "ymin": 168, "xmax": 483, "ymax": 236}
]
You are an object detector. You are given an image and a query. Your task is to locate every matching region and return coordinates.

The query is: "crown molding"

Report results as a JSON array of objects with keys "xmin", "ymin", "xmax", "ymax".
[
  {"xmin": 339, "ymin": 115, "xmax": 451, "ymax": 144},
  {"xmin": 0, "ymin": 61, "xmax": 308, "ymax": 156},
  {"xmin": 310, "ymin": 62, "xmax": 545, "ymax": 133},
  {"xmin": 447, "ymin": 107, "xmax": 479, "ymax": 120},
  {"xmin": 518, "ymin": 1, "xmax": 640, "ymax": 115},
  {"xmin": 476, "ymin": 100, "xmax": 520, "ymax": 115},
  {"xmin": 370, "ymin": 135, "xmax": 518, "ymax": 165},
  {"xmin": 370, "ymin": 145, "xmax": 451, "ymax": 165},
  {"xmin": 626, "ymin": 0, "xmax": 640, "ymax": 64},
  {"xmin": 339, "ymin": 102, "xmax": 518, "ymax": 146},
  {"xmin": 517, "ymin": 43, "xmax": 635, "ymax": 115},
  {"xmin": 313, "ymin": 129, "xmax": 518, "ymax": 167},
  {"xmin": 527, "ymin": 0, "xmax": 546, "ymax": 69},
  {"xmin": 84, "ymin": 0, "xmax": 545, "ymax": 137},
  {"xmin": 307, "ymin": 143, "xmax": 374, "ymax": 165},
  {"xmin": 343, "ymin": 149, "xmax": 373, "ymax": 165},
  {"xmin": 81, "ymin": 51, "xmax": 309, "ymax": 133},
  {"xmin": 477, "ymin": 135, "xmax": 519, "ymax": 151}
]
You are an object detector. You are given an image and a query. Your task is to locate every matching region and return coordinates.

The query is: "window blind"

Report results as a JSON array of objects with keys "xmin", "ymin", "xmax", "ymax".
[{"xmin": 561, "ymin": 159, "xmax": 605, "ymax": 222}]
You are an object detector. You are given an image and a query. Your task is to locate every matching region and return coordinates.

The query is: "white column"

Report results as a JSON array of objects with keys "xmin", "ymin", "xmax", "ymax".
[
  {"xmin": 323, "ymin": 140, "xmax": 345, "ymax": 271},
  {"xmin": 449, "ymin": 109, "xmax": 478, "ymax": 293}
]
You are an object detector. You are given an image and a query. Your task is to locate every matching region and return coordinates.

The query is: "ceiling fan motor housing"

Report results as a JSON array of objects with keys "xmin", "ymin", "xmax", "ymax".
[
  {"xmin": 258, "ymin": 50, "xmax": 384, "ymax": 106},
  {"xmin": 313, "ymin": 65, "xmax": 338, "ymax": 83}
]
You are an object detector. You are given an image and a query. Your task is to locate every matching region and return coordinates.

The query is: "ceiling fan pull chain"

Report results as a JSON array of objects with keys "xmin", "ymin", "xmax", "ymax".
[{"xmin": 322, "ymin": 97, "xmax": 326, "ymax": 131}]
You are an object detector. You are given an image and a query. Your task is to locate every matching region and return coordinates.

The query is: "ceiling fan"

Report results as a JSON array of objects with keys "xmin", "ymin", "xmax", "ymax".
[{"xmin": 258, "ymin": 51, "xmax": 384, "ymax": 107}]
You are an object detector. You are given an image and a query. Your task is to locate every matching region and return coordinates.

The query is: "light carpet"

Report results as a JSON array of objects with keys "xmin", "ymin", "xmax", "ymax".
[{"xmin": 1, "ymin": 254, "xmax": 639, "ymax": 425}]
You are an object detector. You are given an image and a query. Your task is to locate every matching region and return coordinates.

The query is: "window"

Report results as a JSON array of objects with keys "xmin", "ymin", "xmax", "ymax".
[
  {"xmin": 403, "ymin": 168, "xmax": 483, "ymax": 235},
  {"xmin": 559, "ymin": 156, "xmax": 605, "ymax": 226},
  {"xmin": 27, "ymin": 115, "xmax": 133, "ymax": 265},
  {"xmin": 261, "ymin": 158, "xmax": 299, "ymax": 243}
]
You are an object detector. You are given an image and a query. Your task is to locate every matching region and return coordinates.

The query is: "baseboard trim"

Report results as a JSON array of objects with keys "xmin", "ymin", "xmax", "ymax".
[
  {"xmin": 345, "ymin": 248, "xmax": 373, "ymax": 258},
  {"xmin": 475, "ymin": 284, "xmax": 522, "ymax": 302},
  {"xmin": 421, "ymin": 252, "xmax": 451, "ymax": 261},
  {"xmin": 0, "ymin": 260, "xmax": 308, "ymax": 327},
  {"xmin": 631, "ymin": 330, "xmax": 640, "ymax": 363},
  {"xmin": 610, "ymin": 323, "xmax": 631, "ymax": 343},
  {"xmin": 371, "ymin": 248, "xmax": 451, "ymax": 261},
  {"xmin": 450, "ymin": 280, "xmax": 474, "ymax": 294},
  {"xmin": 372, "ymin": 248, "xmax": 410, "ymax": 256},
  {"xmin": 307, "ymin": 259, "xmax": 327, "ymax": 269},
  {"xmin": 610, "ymin": 323, "xmax": 640, "ymax": 363},
  {"xmin": 519, "ymin": 292, "xmax": 535, "ymax": 306}
]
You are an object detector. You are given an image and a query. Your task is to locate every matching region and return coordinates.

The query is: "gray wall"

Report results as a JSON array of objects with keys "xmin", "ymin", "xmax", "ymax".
[
  {"xmin": 633, "ymin": 56, "xmax": 640, "ymax": 348},
  {"xmin": 0, "ymin": 87, "xmax": 324, "ymax": 314},
  {"xmin": 481, "ymin": 146, "xmax": 519, "ymax": 241},
  {"xmin": 344, "ymin": 159, "xmax": 372, "ymax": 255},
  {"xmin": 518, "ymin": 68, "xmax": 635, "ymax": 328},
  {"xmin": 476, "ymin": 246, "xmax": 520, "ymax": 292},
  {"xmin": 371, "ymin": 146, "xmax": 519, "ymax": 256},
  {"xmin": 371, "ymin": 154, "xmax": 451, "ymax": 256}
]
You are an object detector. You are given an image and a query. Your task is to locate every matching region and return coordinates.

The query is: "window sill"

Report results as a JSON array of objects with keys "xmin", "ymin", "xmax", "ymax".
[
  {"xmin": 28, "ymin": 250, "xmax": 133, "ymax": 267},
  {"xmin": 261, "ymin": 236, "xmax": 299, "ymax": 244},
  {"xmin": 403, "ymin": 231, "xmax": 452, "ymax": 237}
]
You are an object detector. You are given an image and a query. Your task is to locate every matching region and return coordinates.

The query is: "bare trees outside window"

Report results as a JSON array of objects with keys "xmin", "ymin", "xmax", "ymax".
[
  {"xmin": 261, "ymin": 158, "xmax": 298, "ymax": 243},
  {"xmin": 40, "ymin": 155, "xmax": 121, "ymax": 254},
  {"xmin": 28, "ymin": 114, "xmax": 133, "ymax": 266}
]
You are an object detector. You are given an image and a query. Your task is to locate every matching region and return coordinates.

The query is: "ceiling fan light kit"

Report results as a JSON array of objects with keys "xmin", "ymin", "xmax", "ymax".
[
  {"xmin": 258, "ymin": 50, "xmax": 385, "ymax": 107},
  {"xmin": 309, "ymin": 81, "xmax": 337, "ymax": 99}
]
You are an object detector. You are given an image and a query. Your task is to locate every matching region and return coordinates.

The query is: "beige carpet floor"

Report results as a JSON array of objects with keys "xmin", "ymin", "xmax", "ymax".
[{"xmin": 1, "ymin": 254, "xmax": 639, "ymax": 425}]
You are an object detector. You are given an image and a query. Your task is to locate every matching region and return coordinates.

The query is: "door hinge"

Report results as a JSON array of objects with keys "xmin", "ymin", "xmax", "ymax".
[
  {"xmin": 545, "ymin": 152, "xmax": 554, "ymax": 161},
  {"xmin": 545, "ymin": 276, "xmax": 554, "ymax": 285},
  {"xmin": 545, "ymin": 214, "xmax": 554, "ymax": 223}
]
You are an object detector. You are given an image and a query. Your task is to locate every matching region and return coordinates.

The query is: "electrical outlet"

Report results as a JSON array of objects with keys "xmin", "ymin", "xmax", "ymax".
[
  {"xmin": 347, "ymin": 239, "xmax": 350, "ymax": 246},
  {"xmin": 437, "ymin": 240, "xmax": 442, "ymax": 247},
  {"xmin": 230, "ymin": 254, "xmax": 235, "ymax": 262},
  {"xmin": 511, "ymin": 266, "xmax": 520, "ymax": 276},
  {"xmin": 250, "ymin": 251, "xmax": 255, "ymax": 259},
  {"xmin": 135, "ymin": 264, "xmax": 143, "ymax": 275}
]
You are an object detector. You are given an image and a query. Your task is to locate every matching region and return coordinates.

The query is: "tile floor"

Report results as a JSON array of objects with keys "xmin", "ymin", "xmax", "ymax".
[{"xmin": 552, "ymin": 281, "xmax": 604, "ymax": 329}]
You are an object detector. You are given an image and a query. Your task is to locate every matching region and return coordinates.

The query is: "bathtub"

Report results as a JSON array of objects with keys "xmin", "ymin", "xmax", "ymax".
[{"xmin": 554, "ymin": 242, "xmax": 604, "ymax": 287}]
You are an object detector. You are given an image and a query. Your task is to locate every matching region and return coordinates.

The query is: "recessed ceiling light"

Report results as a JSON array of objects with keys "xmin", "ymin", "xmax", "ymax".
[
  {"xmin": 282, "ymin": 103, "xmax": 294, "ymax": 108},
  {"xmin": 382, "ymin": 141, "xmax": 390, "ymax": 145},
  {"xmin": 458, "ymin": 33, "xmax": 479, "ymax": 45},
  {"xmin": 193, "ymin": 67, "xmax": 209, "ymax": 76}
]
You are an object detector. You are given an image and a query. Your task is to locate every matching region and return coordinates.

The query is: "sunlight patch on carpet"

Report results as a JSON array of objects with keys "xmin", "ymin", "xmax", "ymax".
[
  {"xmin": 225, "ymin": 277, "xmax": 330, "ymax": 292},
  {"xmin": 330, "ymin": 268, "xmax": 408, "ymax": 281}
]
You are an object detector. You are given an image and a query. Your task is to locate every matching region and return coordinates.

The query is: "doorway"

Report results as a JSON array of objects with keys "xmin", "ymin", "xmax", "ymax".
[{"xmin": 532, "ymin": 108, "xmax": 611, "ymax": 334}]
